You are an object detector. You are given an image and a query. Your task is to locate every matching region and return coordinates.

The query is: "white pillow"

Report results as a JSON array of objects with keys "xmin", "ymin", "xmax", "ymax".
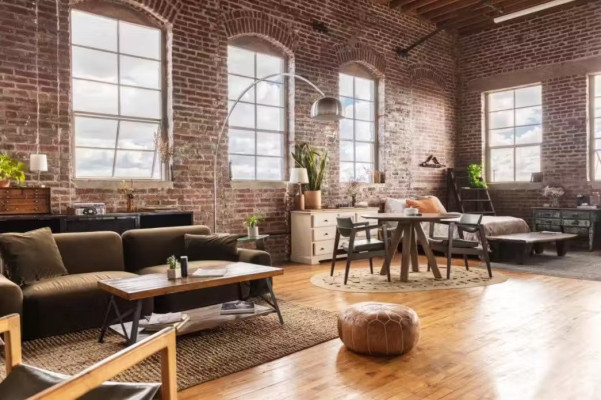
[{"xmin": 384, "ymin": 198, "xmax": 407, "ymax": 229}]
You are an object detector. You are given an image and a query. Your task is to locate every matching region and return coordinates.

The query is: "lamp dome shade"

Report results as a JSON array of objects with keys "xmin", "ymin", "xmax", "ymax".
[
  {"xmin": 289, "ymin": 167, "xmax": 309, "ymax": 184},
  {"xmin": 310, "ymin": 96, "xmax": 344, "ymax": 121},
  {"xmin": 29, "ymin": 153, "xmax": 48, "ymax": 172}
]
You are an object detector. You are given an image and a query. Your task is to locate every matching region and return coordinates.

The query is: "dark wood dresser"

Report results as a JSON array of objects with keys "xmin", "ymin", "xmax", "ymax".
[{"xmin": 0, "ymin": 187, "xmax": 51, "ymax": 215}]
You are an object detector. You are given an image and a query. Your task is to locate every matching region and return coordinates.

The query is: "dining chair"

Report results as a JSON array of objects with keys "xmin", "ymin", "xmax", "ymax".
[
  {"xmin": 0, "ymin": 313, "xmax": 177, "ymax": 400},
  {"xmin": 428, "ymin": 213, "xmax": 492, "ymax": 279},
  {"xmin": 330, "ymin": 217, "xmax": 390, "ymax": 284}
]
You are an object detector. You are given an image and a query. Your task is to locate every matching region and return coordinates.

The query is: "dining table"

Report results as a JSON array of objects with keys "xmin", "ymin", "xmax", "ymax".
[{"xmin": 361, "ymin": 213, "xmax": 460, "ymax": 282}]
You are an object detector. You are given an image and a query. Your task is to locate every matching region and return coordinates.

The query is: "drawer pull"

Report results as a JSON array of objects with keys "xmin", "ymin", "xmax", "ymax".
[{"xmin": 324, "ymin": 233, "xmax": 329, "ymax": 236}]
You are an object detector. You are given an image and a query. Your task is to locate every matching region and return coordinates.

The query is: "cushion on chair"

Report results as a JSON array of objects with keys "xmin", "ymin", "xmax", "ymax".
[
  {"xmin": 342, "ymin": 238, "xmax": 385, "ymax": 252},
  {"xmin": 0, "ymin": 364, "xmax": 160, "ymax": 400}
]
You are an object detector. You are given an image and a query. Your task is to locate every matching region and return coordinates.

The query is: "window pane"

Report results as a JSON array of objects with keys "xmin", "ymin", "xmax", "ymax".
[
  {"xmin": 118, "ymin": 121, "xmax": 158, "ymax": 150},
  {"xmin": 71, "ymin": 10, "xmax": 117, "ymax": 52},
  {"xmin": 340, "ymin": 97, "xmax": 354, "ymax": 119},
  {"xmin": 228, "ymin": 102, "xmax": 255, "ymax": 128},
  {"xmin": 228, "ymin": 75, "xmax": 255, "ymax": 102},
  {"xmin": 515, "ymin": 146, "xmax": 540, "ymax": 182},
  {"xmin": 355, "ymin": 142, "xmax": 373, "ymax": 163},
  {"xmin": 515, "ymin": 86, "xmax": 541, "ymax": 108},
  {"xmin": 340, "ymin": 162, "xmax": 354, "ymax": 182},
  {"xmin": 227, "ymin": 46, "xmax": 254, "ymax": 77},
  {"xmin": 340, "ymin": 119, "xmax": 353, "ymax": 140},
  {"xmin": 256, "ymin": 81, "xmax": 283, "ymax": 106},
  {"xmin": 488, "ymin": 90, "xmax": 513, "ymax": 111},
  {"xmin": 72, "ymin": 47, "xmax": 118, "ymax": 83},
  {"xmin": 355, "ymin": 120, "xmax": 375, "ymax": 141},
  {"xmin": 355, "ymin": 77, "xmax": 374, "ymax": 101},
  {"xmin": 339, "ymin": 74, "xmax": 353, "ymax": 97},
  {"xmin": 257, "ymin": 106, "xmax": 283, "ymax": 131},
  {"xmin": 490, "ymin": 148, "xmax": 514, "ymax": 182},
  {"xmin": 355, "ymin": 163, "xmax": 373, "ymax": 183},
  {"xmin": 119, "ymin": 21, "xmax": 161, "ymax": 60},
  {"xmin": 340, "ymin": 140, "xmax": 354, "ymax": 162},
  {"xmin": 489, "ymin": 128, "xmax": 514, "ymax": 147},
  {"xmin": 515, "ymin": 125, "xmax": 542, "ymax": 145},
  {"xmin": 489, "ymin": 110, "xmax": 514, "ymax": 129},
  {"xmin": 230, "ymin": 155, "xmax": 255, "ymax": 180},
  {"xmin": 75, "ymin": 148, "xmax": 114, "ymax": 177},
  {"xmin": 120, "ymin": 56, "xmax": 161, "ymax": 89},
  {"xmin": 74, "ymin": 117, "xmax": 117, "ymax": 148},
  {"xmin": 596, "ymin": 118, "xmax": 601, "ymax": 138},
  {"xmin": 596, "ymin": 76, "xmax": 601, "ymax": 95},
  {"xmin": 256, "ymin": 53, "xmax": 283, "ymax": 80},
  {"xmin": 120, "ymin": 87, "xmax": 161, "ymax": 118},
  {"xmin": 256, "ymin": 132, "xmax": 282, "ymax": 156},
  {"xmin": 515, "ymin": 106, "xmax": 541, "ymax": 126},
  {"xmin": 355, "ymin": 100, "xmax": 374, "ymax": 121},
  {"xmin": 228, "ymin": 129, "xmax": 255, "ymax": 155},
  {"xmin": 595, "ymin": 98, "xmax": 601, "ymax": 118},
  {"xmin": 257, "ymin": 156, "xmax": 282, "ymax": 180},
  {"xmin": 114, "ymin": 150, "xmax": 154, "ymax": 178},
  {"xmin": 73, "ymin": 79, "xmax": 118, "ymax": 114}
]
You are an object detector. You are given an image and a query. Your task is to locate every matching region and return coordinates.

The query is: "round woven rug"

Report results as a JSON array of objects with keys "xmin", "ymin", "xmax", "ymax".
[{"xmin": 311, "ymin": 265, "xmax": 507, "ymax": 293}]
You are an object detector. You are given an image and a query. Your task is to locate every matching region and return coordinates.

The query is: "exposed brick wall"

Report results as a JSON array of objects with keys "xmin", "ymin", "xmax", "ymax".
[
  {"xmin": 0, "ymin": 0, "xmax": 458, "ymax": 263},
  {"xmin": 457, "ymin": 1, "xmax": 601, "ymax": 223}
]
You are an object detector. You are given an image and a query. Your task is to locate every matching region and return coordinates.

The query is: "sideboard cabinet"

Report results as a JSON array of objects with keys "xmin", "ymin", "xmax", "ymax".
[
  {"xmin": 533, "ymin": 207, "xmax": 601, "ymax": 250},
  {"xmin": 291, "ymin": 207, "xmax": 380, "ymax": 265}
]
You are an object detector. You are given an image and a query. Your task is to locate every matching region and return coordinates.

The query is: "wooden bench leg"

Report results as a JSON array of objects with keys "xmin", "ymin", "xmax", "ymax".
[{"xmin": 556, "ymin": 241, "xmax": 568, "ymax": 256}]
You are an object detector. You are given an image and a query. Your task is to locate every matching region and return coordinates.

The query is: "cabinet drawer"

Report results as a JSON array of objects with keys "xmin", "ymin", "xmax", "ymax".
[
  {"xmin": 562, "ymin": 219, "xmax": 590, "ymax": 227},
  {"xmin": 312, "ymin": 214, "xmax": 337, "ymax": 227},
  {"xmin": 313, "ymin": 226, "xmax": 336, "ymax": 241},
  {"xmin": 535, "ymin": 224, "xmax": 562, "ymax": 232},
  {"xmin": 535, "ymin": 218, "xmax": 561, "ymax": 226},
  {"xmin": 534, "ymin": 210, "xmax": 561, "ymax": 219},
  {"xmin": 562, "ymin": 211, "xmax": 590, "ymax": 220},
  {"xmin": 563, "ymin": 226, "xmax": 590, "ymax": 236},
  {"xmin": 313, "ymin": 241, "xmax": 334, "ymax": 256}
]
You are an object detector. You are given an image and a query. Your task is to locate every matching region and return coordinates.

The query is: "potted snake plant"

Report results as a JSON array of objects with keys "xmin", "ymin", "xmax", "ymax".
[{"xmin": 291, "ymin": 143, "xmax": 328, "ymax": 209}]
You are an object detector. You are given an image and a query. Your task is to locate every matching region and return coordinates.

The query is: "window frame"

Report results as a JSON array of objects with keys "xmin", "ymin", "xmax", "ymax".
[
  {"xmin": 226, "ymin": 40, "xmax": 288, "ymax": 182},
  {"xmin": 590, "ymin": 73, "xmax": 601, "ymax": 181},
  {"xmin": 484, "ymin": 83, "xmax": 543, "ymax": 183},
  {"xmin": 69, "ymin": 5, "xmax": 168, "ymax": 180},
  {"xmin": 338, "ymin": 65, "xmax": 379, "ymax": 183}
]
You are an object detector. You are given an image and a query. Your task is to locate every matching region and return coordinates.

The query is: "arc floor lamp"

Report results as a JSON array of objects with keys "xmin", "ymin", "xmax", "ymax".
[{"xmin": 212, "ymin": 72, "xmax": 344, "ymax": 232}]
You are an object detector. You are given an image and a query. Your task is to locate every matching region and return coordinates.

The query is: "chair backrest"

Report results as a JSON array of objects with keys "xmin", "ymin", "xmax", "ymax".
[
  {"xmin": 459, "ymin": 213, "xmax": 483, "ymax": 226},
  {"xmin": 336, "ymin": 217, "xmax": 355, "ymax": 238}
]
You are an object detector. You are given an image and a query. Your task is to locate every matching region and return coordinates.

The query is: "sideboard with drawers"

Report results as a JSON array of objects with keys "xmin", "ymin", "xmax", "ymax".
[
  {"xmin": 291, "ymin": 207, "xmax": 380, "ymax": 264},
  {"xmin": 533, "ymin": 207, "xmax": 601, "ymax": 250}
]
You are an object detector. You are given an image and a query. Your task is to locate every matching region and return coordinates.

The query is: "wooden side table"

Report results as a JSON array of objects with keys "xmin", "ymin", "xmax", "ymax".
[{"xmin": 237, "ymin": 234, "xmax": 270, "ymax": 250}]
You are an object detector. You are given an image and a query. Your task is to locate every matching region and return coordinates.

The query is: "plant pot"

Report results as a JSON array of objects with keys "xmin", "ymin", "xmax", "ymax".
[
  {"xmin": 0, "ymin": 181, "xmax": 10, "ymax": 188},
  {"xmin": 248, "ymin": 226, "xmax": 259, "ymax": 238},
  {"xmin": 167, "ymin": 268, "xmax": 181, "ymax": 280},
  {"xmin": 305, "ymin": 190, "xmax": 321, "ymax": 209}
]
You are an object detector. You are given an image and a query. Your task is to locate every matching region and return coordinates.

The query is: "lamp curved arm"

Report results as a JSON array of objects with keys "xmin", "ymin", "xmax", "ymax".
[{"xmin": 213, "ymin": 73, "xmax": 326, "ymax": 232}]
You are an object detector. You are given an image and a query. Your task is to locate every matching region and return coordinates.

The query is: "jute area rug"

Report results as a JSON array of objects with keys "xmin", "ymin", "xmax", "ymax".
[
  {"xmin": 311, "ymin": 265, "xmax": 507, "ymax": 293},
  {"xmin": 0, "ymin": 300, "xmax": 338, "ymax": 391}
]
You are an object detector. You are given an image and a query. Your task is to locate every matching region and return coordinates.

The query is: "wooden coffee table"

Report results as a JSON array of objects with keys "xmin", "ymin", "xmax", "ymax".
[
  {"xmin": 487, "ymin": 232, "xmax": 577, "ymax": 264},
  {"xmin": 97, "ymin": 262, "xmax": 284, "ymax": 345}
]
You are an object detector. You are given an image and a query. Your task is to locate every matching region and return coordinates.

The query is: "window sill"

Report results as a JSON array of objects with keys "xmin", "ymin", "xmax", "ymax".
[
  {"xmin": 487, "ymin": 182, "xmax": 543, "ymax": 190},
  {"xmin": 231, "ymin": 180, "xmax": 289, "ymax": 189},
  {"xmin": 73, "ymin": 179, "xmax": 174, "ymax": 190}
]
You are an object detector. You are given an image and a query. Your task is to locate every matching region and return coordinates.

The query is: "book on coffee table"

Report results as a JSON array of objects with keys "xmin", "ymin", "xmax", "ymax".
[
  {"xmin": 192, "ymin": 268, "xmax": 227, "ymax": 278},
  {"xmin": 220, "ymin": 300, "xmax": 255, "ymax": 315},
  {"xmin": 140, "ymin": 312, "xmax": 190, "ymax": 332}
]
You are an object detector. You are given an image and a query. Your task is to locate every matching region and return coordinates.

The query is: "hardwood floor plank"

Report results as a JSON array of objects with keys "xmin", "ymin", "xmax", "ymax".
[{"xmin": 180, "ymin": 255, "xmax": 601, "ymax": 399}]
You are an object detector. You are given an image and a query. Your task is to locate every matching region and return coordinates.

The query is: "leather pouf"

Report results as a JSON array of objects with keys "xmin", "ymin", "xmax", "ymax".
[{"xmin": 338, "ymin": 302, "xmax": 420, "ymax": 356}]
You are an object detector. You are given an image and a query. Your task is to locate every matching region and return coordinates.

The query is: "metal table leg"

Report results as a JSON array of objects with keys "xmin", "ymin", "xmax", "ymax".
[
  {"xmin": 127, "ymin": 300, "xmax": 143, "ymax": 346},
  {"xmin": 262, "ymin": 278, "xmax": 284, "ymax": 324}
]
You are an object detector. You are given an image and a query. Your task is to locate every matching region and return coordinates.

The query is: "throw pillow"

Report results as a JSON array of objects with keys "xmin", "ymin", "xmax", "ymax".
[
  {"xmin": 185, "ymin": 234, "xmax": 239, "ymax": 262},
  {"xmin": 416, "ymin": 195, "xmax": 448, "ymax": 213},
  {"xmin": 0, "ymin": 227, "xmax": 67, "ymax": 285},
  {"xmin": 406, "ymin": 197, "xmax": 443, "ymax": 214}
]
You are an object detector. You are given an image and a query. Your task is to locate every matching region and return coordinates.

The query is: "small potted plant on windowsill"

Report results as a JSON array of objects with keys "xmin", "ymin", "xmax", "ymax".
[
  {"xmin": 0, "ymin": 154, "xmax": 26, "ymax": 188},
  {"xmin": 166, "ymin": 255, "xmax": 181, "ymax": 280},
  {"xmin": 291, "ymin": 143, "xmax": 328, "ymax": 209},
  {"xmin": 244, "ymin": 215, "xmax": 263, "ymax": 238}
]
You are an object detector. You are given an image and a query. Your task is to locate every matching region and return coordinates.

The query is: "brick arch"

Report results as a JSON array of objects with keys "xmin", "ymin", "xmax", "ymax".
[
  {"xmin": 336, "ymin": 44, "xmax": 386, "ymax": 78},
  {"xmin": 69, "ymin": 0, "xmax": 182, "ymax": 25},
  {"xmin": 223, "ymin": 10, "xmax": 296, "ymax": 54},
  {"xmin": 410, "ymin": 65, "xmax": 449, "ymax": 92}
]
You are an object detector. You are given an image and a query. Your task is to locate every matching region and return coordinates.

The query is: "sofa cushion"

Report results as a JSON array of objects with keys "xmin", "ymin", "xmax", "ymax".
[
  {"xmin": 21, "ymin": 271, "xmax": 149, "ymax": 340},
  {"xmin": 0, "ymin": 227, "xmax": 67, "ymax": 285},
  {"xmin": 185, "ymin": 234, "xmax": 238, "ymax": 261},
  {"xmin": 54, "ymin": 231, "xmax": 125, "ymax": 274}
]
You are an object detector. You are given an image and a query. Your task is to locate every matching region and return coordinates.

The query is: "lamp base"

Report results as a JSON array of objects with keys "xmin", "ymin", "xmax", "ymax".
[{"xmin": 294, "ymin": 193, "xmax": 305, "ymax": 210}]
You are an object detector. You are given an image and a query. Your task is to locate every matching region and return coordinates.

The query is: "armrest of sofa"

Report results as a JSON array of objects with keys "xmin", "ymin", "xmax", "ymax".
[
  {"xmin": 0, "ymin": 275, "xmax": 23, "ymax": 318},
  {"xmin": 237, "ymin": 248, "xmax": 272, "ymax": 266}
]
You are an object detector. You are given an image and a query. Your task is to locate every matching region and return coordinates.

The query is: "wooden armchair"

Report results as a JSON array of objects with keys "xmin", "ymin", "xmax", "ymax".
[
  {"xmin": 428, "ymin": 213, "xmax": 492, "ymax": 279},
  {"xmin": 330, "ymin": 217, "xmax": 390, "ymax": 284},
  {"xmin": 0, "ymin": 314, "xmax": 177, "ymax": 400}
]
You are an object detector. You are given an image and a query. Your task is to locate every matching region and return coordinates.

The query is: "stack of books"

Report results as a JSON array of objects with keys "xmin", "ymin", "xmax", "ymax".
[
  {"xmin": 139, "ymin": 312, "xmax": 190, "ymax": 332},
  {"xmin": 220, "ymin": 300, "xmax": 255, "ymax": 315}
]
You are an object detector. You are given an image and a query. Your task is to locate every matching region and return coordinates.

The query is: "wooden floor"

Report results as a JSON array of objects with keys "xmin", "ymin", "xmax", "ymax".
[{"xmin": 180, "ymin": 255, "xmax": 601, "ymax": 400}]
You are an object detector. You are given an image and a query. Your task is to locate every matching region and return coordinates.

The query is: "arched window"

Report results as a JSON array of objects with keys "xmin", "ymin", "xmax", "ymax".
[
  {"xmin": 339, "ymin": 63, "xmax": 378, "ymax": 183},
  {"xmin": 70, "ymin": 5, "xmax": 165, "ymax": 179},
  {"xmin": 227, "ymin": 38, "xmax": 287, "ymax": 181}
]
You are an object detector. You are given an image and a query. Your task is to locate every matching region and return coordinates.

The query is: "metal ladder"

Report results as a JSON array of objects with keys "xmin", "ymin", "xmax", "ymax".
[{"xmin": 447, "ymin": 168, "xmax": 496, "ymax": 215}]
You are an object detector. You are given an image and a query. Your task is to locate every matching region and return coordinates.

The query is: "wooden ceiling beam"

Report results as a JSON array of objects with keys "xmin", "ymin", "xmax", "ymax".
[
  {"xmin": 416, "ymin": 0, "xmax": 464, "ymax": 15},
  {"xmin": 390, "ymin": 0, "xmax": 416, "ymax": 8},
  {"xmin": 401, "ymin": 0, "xmax": 442, "ymax": 12},
  {"xmin": 443, "ymin": 0, "xmax": 549, "ymax": 31},
  {"xmin": 420, "ymin": 0, "xmax": 482, "ymax": 20}
]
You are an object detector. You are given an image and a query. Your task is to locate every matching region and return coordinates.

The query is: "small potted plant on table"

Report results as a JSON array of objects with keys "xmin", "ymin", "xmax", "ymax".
[
  {"xmin": 166, "ymin": 255, "xmax": 181, "ymax": 280},
  {"xmin": 0, "ymin": 154, "xmax": 26, "ymax": 188},
  {"xmin": 244, "ymin": 215, "xmax": 263, "ymax": 238}
]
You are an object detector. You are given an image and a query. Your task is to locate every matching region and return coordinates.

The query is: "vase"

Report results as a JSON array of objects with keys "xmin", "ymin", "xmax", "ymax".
[
  {"xmin": 351, "ymin": 195, "xmax": 356, "ymax": 207},
  {"xmin": 0, "ymin": 181, "xmax": 10, "ymax": 188},
  {"xmin": 550, "ymin": 198, "xmax": 560, "ymax": 208},
  {"xmin": 248, "ymin": 226, "xmax": 259, "ymax": 238},
  {"xmin": 127, "ymin": 197, "xmax": 134, "ymax": 212},
  {"xmin": 304, "ymin": 190, "xmax": 322, "ymax": 209},
  {"xmin": 167, "ymin": 268, "xmax": 181, "ymax": 280}
]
